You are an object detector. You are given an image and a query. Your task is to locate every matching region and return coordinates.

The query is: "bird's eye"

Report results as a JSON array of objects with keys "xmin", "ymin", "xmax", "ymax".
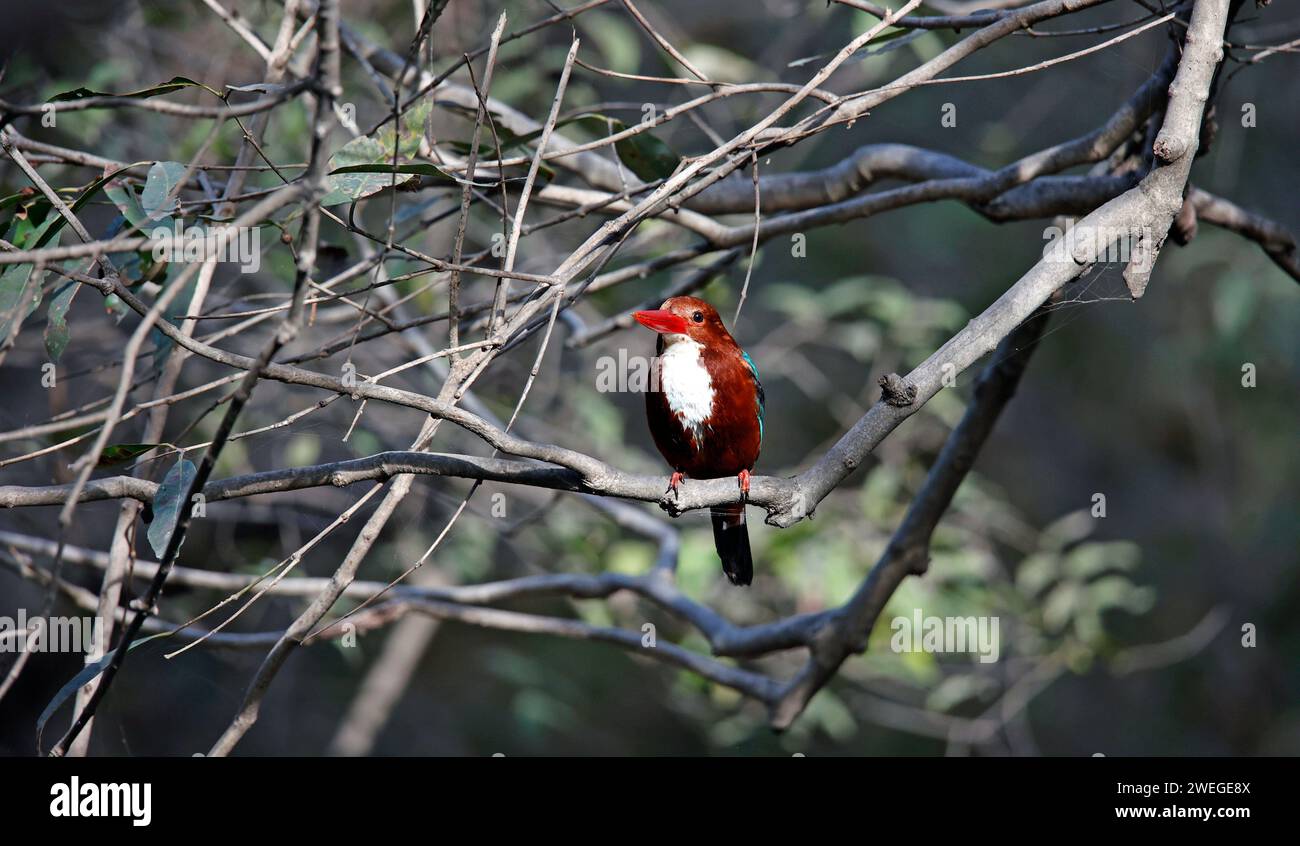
[{"xmin": 692, "ymin": 311, "xmax": 704, "ymax": 323}]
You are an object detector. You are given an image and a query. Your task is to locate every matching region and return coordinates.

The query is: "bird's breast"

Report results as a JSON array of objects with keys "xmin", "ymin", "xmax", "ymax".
[{"xmin": 658, "ymin": 338, "xmax": 715, "ymax": 448}]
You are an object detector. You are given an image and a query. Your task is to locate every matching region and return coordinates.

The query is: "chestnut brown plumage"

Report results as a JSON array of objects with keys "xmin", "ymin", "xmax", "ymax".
[{"xmin": 634, "ymin": 297, "xmax": 764, "ymax": 585}]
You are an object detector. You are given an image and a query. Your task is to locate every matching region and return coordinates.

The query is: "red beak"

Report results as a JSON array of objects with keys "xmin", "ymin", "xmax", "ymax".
[{"xmin": 633, "ymin": 309, "xmax": 689, "ymax": 335}]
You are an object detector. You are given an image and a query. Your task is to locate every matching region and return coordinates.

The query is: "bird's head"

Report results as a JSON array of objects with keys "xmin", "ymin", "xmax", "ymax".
[{"xmin": 633, "ymin": 296, "xmax": 732, "ymax": 347}]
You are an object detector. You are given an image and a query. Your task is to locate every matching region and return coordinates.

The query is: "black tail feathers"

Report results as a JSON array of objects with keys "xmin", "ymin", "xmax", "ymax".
[{"xmin": 711, "ymin": 505, "xmax": 753, "ymax": 586}]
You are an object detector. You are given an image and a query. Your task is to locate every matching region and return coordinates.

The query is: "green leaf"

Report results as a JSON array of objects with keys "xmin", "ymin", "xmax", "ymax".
[
  {"xmin": 1043, "ymin": 582, "xmax": 1081, "ymax": 631},
  {"xmin": 0, "ymin": 215, "xmax": 62, "ymax": 343},
  {"xmin": 1212, "ymin": 276, "xmax": 1257, "ymax": 338},
  {"xmin": 570, "ymin": 115, "xmax": 680, "ymax": 182},
  {"xmin": 5, "ymin": 165, "xmax": 139, "ymax": 257},
  {"xmin": 68, "ymin": 164, "xmax": 141, "ymax": 216},
  {"xmin": 1063, "ymin": 541, "xmax": 1141, "ymax": 580},
  {"xmin": 926, "ymin": 673, "xmax": 997, "ymax": 712},
  {"xmin": 104, "ymin": 180, "xmax": 149, "ymax": 229},
  {"xmin": 512, "ymin": 688, "xmax": 579, "ymax": 732},
  {"xmin": 801, "ymin": 689, "xmax": 858, "ymax": 741},
  {"xmin": 140, "ymin": 161, "xmax": 187, "ymax": 220},
  {"xmin": 444, "ymin": 112, "xmax": 609, "ymax": 156},
  {"xmin": 97, "ymin": 443, "xmax": 163, "ymax": 467},
  {"xmin": 0, "ymin": 263, "xmax": 41, "ymax": 342},
  {"xmin": 763, "ymin": 281, "xmax": 822, "ymax": 323},
  {"xmin": 0, "ymin": 189, "xmax": 39, "ymax": 213},
  {"xmin": 328, "ymin": 162, "xmax": 456, "ymax": 179},
  {"xmin": 860, "ymin": 28, "xmax": 924, "ymax": 59},
  {"xmin": 48, "ymin": 76, "xmax": 222, "ymax": 102},
  {"xmin": 1087, "ymin": 575, "xmax": 1156, "ymax": 615},
  {"xmin": 323, "ymin": 101, "xmax": 434, "ymax": 205},
  {"xmin": 323, "ymin": 138, "xmax": 404, "ymax": 204},
  {"xmin": 1073, "ymin": 608, "xmax": 1104, "ymax": 648},
  {"xmin": 1015, "ymin": 552, "xmax": 1059, "ymax": 597},
  {"xmin": 444, "ymin": 122, "xmax": 532, "ymax": 157},
  {"xmin": 103, "ymin": 292, "xmax": 128, "ymax": 321},
  {"xmin": 0, "ymin": 170, "xmax": 138, "ymax": 326},
  {"xmin": 147, "ymin": 458, "xmax": 197, "ymax": 559},
  {"xmin": 36, "ymin": 631, "xmax": 172, "ymax": 754},
  {"xmin": 1039, "ymin": 510, "xmax": 1094, "ymax": 552},
  {"xmin": 146, "ymin": 271, "xmax": 192, "ymax": 378},
  {"xmin": 612, "ymin": 122, "xmax": 680, "ymax": 181},
  {"xmin": 580, "ymin": 10, "xmax": 641, "ymax": 74},
  {"xmin": 680, "ymin": 44, "xmax": 758, "ymax": 83},
  {"xmin": 43, "ymin": 279, "xmax": 77, "ymax": 362}
]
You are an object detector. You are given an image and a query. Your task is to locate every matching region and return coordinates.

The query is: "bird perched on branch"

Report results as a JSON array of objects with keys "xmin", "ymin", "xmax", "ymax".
[{"xmin": 634, "ymin": 297, "xmax": 764, "ymax": 586}]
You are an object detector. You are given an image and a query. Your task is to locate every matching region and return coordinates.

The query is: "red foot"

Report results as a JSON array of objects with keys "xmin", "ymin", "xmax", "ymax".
[
  {"xmin": 738, "ymin": 469, "xmax": 751, "ymax": 497},
  {"xmin": 667, "ymin": 471, "xmax": 684, "ymax": 496}
]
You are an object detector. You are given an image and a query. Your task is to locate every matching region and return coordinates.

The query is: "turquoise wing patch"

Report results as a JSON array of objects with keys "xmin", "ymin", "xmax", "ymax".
[{"xmin": 741, "ymin": 350, "xmax": 765, "ymax": 443}]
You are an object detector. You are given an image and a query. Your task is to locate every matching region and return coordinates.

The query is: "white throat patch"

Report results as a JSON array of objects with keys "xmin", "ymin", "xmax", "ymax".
[{"xmin": 658, "ymin": 336, "xmax": 714, "ymax": 448}]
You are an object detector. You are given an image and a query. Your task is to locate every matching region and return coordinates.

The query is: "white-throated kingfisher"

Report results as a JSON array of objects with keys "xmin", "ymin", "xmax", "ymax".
[{"xmin": 633, "ymin": 297, "xmax": 765, "ymax": 586}]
